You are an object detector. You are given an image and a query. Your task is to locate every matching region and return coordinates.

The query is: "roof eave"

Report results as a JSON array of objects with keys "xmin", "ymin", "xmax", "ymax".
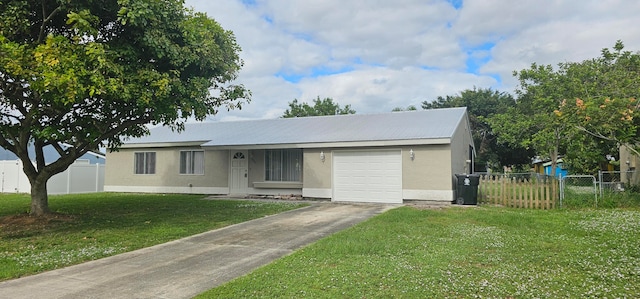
[
  {"xmin": 119, "ymin": 141, "xmax": 209, "ymax": 149},
  {"xmin": 201, "ymin": 138, "xmax": 452, "ymax": 150}
]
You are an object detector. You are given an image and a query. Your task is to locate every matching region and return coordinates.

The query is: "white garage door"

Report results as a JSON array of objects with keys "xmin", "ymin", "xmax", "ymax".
[{"xmin": 333, "ymin": 150, "xmax": 402, "ymax": 204}]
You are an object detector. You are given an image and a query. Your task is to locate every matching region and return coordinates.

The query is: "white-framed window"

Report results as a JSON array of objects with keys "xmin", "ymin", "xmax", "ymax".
[
  {"xmin": 180, "ymin": 150, "xmax": 205, "ymax": 175},
  {"xmin": 265, "ymin": 149, "xmax": 302, "ymax": 181},
  {"xmin": 134, "ymin": 152, "xmax": 156, "ymax": 174}
]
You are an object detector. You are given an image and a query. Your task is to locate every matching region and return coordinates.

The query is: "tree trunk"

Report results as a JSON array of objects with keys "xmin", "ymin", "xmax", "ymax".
[
  {"xmin": 30, "ymin": 177, "xmax": 50, "ymax": 216},
  {"xmin": 550, "ymin": 149, "xmax": 558, "ymax": 178}
]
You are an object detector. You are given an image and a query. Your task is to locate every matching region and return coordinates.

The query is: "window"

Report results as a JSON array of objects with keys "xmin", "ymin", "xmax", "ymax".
[
  {"xmin": 265, "ymin": 149, "xmax": 302, "ymax": 181},
  {"xmin": 180, "ymin": 150, "xmax": 204, "ymax": 175},
  {"xmin": 134, "ymin": 152, "xmax": 156, "ymax": 174}
]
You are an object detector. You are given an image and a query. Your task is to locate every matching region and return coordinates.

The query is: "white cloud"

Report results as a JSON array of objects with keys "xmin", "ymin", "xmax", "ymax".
[
  {"xmin": 185, "ymin": 0, "xmax": 640, "ymax": 120},
  {"xmin": 297, "ymin": 66, "xmax": 496, "ymax": 113}
]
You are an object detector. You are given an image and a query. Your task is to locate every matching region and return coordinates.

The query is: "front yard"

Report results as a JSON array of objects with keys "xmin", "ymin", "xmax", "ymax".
[
  {"xmin": 2, "ymin": 192, "xmax": 639, "ymax": 298},
  {"xmin": 199, "ymin": 206, "xmax": 640, "ymax": 298},
  {"xmin": 0, "ymin": 193, "xmax": 306, "ymax": 280}
]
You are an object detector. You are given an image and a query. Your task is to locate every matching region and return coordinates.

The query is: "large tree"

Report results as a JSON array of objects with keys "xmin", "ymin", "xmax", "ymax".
[
  {"xmin": 422, "ymin": 87, "xmax": 533, "ymax": 171},
  {"xmin": 0, "ymin": 0, "xmax": 250, "ymax": 216},
  {"xmin": 557, "ymin": 42, "xmax": 640, "ymax": 164},
  {"xmin": 282, "ymin": 97, "xmax": 355, "ymax": 118},
  {"xmin": 492, "ymin": 41, "xmax": 640, "ymax": 175}
]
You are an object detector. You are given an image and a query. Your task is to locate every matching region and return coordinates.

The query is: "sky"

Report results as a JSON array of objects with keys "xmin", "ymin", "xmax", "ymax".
[{"xmin": 185, "ymin": 0, "xmax": 640, "ymax": 121}]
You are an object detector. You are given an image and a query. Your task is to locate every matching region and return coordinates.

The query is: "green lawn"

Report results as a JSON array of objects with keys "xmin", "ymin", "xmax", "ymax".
[
  {"xmin": 199, "ymin": 206, "xmax": 640, "ymax": 298},
  {"xmin": 0, "ymin": 193, "xmax": 306, "ymax": 280}
]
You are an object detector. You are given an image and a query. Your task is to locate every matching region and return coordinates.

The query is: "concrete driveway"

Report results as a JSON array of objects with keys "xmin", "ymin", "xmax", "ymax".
[{"xmin": 0, "ymin": 202, "xmax": 395, "ymax": 299}]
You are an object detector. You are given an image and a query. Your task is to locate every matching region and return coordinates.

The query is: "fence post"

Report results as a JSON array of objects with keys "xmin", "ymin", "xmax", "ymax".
[
  {"xmin": 96, "ymin": 163, "xmax": 100, "ymax": 192},
  {"xmin": 501, "ymin": 175, "xmax": 506, "ymax": 206},
  {"xmin": 1, "ymin": 161, "xmax": 4, "ymax": 193},
  {"xmin": 598, "ymin": 170, "xmax": 603, "ymax": 198},
  {"xmin": 545, "ymin": 180, "xmax": 550, "ymax": 209},
  {"xmin": 559, "ymin": 177, "xmax": 564, "ymax": 208},
  {"xmin": 66, "ymin": 167, "xmax": 72, "ymax": 194}
]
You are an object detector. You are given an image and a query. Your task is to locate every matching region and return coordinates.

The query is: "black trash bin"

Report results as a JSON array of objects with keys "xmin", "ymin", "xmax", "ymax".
[{"xmin": 455, "ymin": 174, "xmax": 480, "ymax": 205}]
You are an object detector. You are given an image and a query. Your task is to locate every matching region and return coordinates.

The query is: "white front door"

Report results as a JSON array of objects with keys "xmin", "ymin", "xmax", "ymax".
[{"xmin": 230, "ymin": 151, "xmax": 249, "ymax": 194}]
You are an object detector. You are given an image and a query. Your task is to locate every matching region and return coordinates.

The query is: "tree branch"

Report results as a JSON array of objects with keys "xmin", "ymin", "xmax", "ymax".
[
  {"xmin": 575, "ymin": 125, "xmax": 640, "ymax": 158},
  {"xmin": 38, "ymin": 2, "xmax": 63, "ymax": 43},
  {"xmin": 574, "ymin": 125, "xmax": 616, "ymax": 142},
  {"xmin": 51, "ymin": 141, "xmax": 66, "ymax": 157}
]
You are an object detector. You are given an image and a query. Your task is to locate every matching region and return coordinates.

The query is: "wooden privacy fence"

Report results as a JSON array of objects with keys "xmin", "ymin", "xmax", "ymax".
[{"xmin": 477, "ymin": 174, "xmax": 559, "ymax": 209}]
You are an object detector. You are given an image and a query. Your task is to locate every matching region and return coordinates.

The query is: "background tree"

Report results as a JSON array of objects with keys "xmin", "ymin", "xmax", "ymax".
[
  {"xmin": 282, "ymin": 97, "xmax": 355, "ymax": 117},
  {"xmin": 422, "ymin": 87, "xmax": 533, "ymax": 171},
  {"xmin": 488, "ymin": 64, "xmax": 571, "ymax": 176},
  {"xmin": 0, "ymin": 0, "xmax": 249, "ymax": 216},
  {"xmin": 391, "ymin": 105, "xmax": 417, "ymax": 112}
]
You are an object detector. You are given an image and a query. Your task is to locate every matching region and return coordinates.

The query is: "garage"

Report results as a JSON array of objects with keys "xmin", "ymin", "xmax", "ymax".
[{"xmin": 332, "ymin": 150, "xmax": 402, "ymax": 204}]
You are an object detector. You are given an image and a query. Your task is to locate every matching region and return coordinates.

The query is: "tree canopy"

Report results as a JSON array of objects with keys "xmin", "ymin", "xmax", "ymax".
[
  {"xmin": 0, "ymin": 0, "xmax": 249, "ymax": 215},
  {"xmin": 422, "ymin": 87, "xmax": 533, "ymax": 171},
  {"xmin": 391, "ymin": 105, "xmax": 417, "ymax": 112},
  {"xmin": 491, "ymin": 41, "xmax": 640, "ymax": 174},
  {"xmin": 282, "ymin": 97, "xmax": 355, "ymax": 118}
]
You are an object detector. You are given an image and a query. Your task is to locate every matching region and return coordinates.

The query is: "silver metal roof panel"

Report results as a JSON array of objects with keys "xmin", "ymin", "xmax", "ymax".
[{"xmin": 124, "ymin": 107, "xmax": 468, "ymax": 147}]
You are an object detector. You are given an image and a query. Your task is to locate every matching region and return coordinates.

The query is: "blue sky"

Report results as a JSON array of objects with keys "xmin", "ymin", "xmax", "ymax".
[{"xmin": 186, "ymin": 0, "xmax": 640, "ymax": 121}]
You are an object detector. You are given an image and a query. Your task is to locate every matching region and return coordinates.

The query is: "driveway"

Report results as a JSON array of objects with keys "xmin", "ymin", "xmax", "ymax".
[{"xmin": 0, "ymin": 202, "xmax": 395, "ymax": 299}]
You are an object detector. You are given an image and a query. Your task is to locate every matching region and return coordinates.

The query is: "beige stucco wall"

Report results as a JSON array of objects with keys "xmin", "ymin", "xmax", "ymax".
[
  {"xmin": 401, "ymin": 144, "xmax": 452, "ymax": 191},
  {"xmin": 620, "ymin": 145, "xmax": 640, "ymax": 185},
  {"xmin": 450, "ymin": 113, "xmax": 474, "ymax": 176},
  {"xmin": 303, "ymin": 148, "xmax": 332, "ymax": 189},
  {"xmin": 105, "ymin": 147, "xmax": 229, "ymax": 189}
]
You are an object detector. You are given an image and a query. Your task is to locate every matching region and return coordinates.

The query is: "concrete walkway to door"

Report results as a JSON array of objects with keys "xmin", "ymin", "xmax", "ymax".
[{"xmin": 0, "ymin": 202, "xmax": 396, "ymax": 299}]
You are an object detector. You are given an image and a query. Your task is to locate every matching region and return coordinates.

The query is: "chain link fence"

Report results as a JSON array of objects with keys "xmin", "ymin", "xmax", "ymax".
[
  {"xmin": 560, "ymin": 175, "xmax": 598, "ymax": 208},
  {"xmin": 598, "ymin": 171, "xmax": 635, "ymax": 194},
  {"xmin": 596, "ymin": 170, "xmax": 640, "ymax": 208}
]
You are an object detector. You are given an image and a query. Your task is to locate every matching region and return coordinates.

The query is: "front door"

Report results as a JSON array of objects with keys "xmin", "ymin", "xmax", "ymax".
[{"xmin": 230, "ymin": 151, "xmax": 249, "ymax": 194}]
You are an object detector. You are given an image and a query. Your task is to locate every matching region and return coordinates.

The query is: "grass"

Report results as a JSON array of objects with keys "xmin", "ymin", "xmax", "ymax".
[
  {"xmin": 0, "ymin": 193, "xmax": 306, "ymax": 280},
  {"xmin": 198, "ymin": 206, "xmax": 640, "ymax": 298},
  {"xmin": 562, "ymin": 189, "xmax": 640, "ymax": 209}
]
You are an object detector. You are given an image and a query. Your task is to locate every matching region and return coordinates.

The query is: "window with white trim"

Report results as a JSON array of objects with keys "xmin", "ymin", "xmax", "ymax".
[
  {"xmin": 134, "ymin": 152, "xmax": 156, "ymax": 174},
  {"xmin": 265, "ymin": 149, "xmax": 302, "ymax": 181},
  {"xmin": 180, "ymin": 150, "xmax": 204, "ymax": 175}
]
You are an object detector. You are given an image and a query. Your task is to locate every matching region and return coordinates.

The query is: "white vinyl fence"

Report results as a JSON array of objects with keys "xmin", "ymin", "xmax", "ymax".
[{"xmin": 0, "ymin": 160, "xmax": 104, "ymax": 194}]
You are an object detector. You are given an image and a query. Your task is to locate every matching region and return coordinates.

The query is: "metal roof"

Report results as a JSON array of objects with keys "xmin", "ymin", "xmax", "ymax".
[{"xmin": 123, "ymin": 107, "xmax": 468, "ymax": 148}]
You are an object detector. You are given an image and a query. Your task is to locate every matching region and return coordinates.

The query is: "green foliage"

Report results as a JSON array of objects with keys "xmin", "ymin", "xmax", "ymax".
[
  {"xmin": 490, "ymin": 63, "xmax": 572, "ymax": 176},
  {"xmin": 199, "ymin": 207, "xmax": 640, "ymax": 298},
  {"xmin": 0, "ymin": 193, "xmax": 306, "ymax": 280},
  {"xmin": 282, "ymin": 96, "xmax": 355, "ymax": 118},
  {"xmin": 422, "ymin": 87, "xmax": 533, "ymax": 170},
  {"xmin": 0, "ymin": 0, "xmax": 250, "ymax": 214},
  {"xmin": 391, "ymin": 105, "xmax": 417, "ymax": 112},
  {"xmin": 493, "ymin": 41, "xmax": 640, "ymax": 175},
  {"xmin": 562, "ymin": 187, "xmax": 640, "ymax": 209}
]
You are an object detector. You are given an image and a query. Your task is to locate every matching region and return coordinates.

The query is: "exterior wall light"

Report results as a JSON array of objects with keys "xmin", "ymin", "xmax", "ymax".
[
  {"xmin": 409, "ymin": 149, "xmax": 415, "ymax": 161},
  {"xmin": 320, "ymin": 151, "xmax": 325, "ymax": 162}
]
